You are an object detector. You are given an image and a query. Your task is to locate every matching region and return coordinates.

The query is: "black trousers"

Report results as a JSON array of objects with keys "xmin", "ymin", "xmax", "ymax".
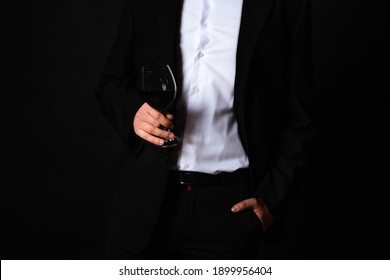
[{"xmin": 107, "ymin": 170, "xmax": 263, "ymax": 259}]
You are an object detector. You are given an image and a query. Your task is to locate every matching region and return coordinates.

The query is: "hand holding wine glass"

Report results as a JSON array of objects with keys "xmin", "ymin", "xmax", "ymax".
[{"xmin": 136, "ymin": 62, "xmax": 182, "ymax": 148}]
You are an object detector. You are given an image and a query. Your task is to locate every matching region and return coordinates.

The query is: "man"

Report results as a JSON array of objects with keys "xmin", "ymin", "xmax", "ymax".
[{"xmin": 96, "ymin": 0, "xmax": 313, "ymax": 259}]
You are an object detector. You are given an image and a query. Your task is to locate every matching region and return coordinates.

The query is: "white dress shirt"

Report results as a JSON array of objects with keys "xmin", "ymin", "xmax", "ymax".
[{"xmin": 172, "ymin": 0, "xmax": 249, "ymax": 174}]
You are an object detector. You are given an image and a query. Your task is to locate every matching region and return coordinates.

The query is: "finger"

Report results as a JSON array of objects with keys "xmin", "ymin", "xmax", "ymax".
[
  {"xmin": 231, "ymin": 198, "xmax": 274, "ymax": 232},
  {"xmin": 134, "ymin": 105, "xmax": 171, "ymax": 130},
  {"xmin": 138, "ymin": 121, "xmax": 174, "ymax": 140},
  {"xmin": 136, "ymin": 128, "xmax": 165, "ymax": 146},
  {"xmin": 147, "ymin": 109, "xmax": 174, "ymax": 129},
  {"xmin": 133, "ymin": 103, "xmax": 175, "ymax": 145},
  {"xmin": 231, "ymin": 198, "xmax": 258, "ymax": 212},
  {"xmin": 166, "ymin": 114, "xmax": 174, "ymax": 121},
  {"xmin": 135, "ymin": 103, "xmax": 174, "ymax": 129}
]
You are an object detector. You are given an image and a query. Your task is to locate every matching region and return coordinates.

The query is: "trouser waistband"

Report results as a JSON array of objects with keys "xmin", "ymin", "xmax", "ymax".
[{"xmin": 168, "ymin": 168, "xmax": 250, "ymax": 186}]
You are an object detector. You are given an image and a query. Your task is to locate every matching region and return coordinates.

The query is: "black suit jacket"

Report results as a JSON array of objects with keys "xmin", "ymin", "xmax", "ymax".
[{"xmin": 96, "ymin": 0, "xmax": 313, "ymax": 252}]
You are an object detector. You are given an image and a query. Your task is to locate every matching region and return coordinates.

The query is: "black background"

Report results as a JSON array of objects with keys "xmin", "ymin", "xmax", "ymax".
[{"xmin": 2, "ymin": 0, "xmax": 389, "ymax": 259}]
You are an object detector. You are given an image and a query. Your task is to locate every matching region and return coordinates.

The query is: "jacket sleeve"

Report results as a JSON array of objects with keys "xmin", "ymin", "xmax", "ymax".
[
  {"xmin": 255, "ymin": 0, "xmax": 315, "ymax": 216},
  {"xmin": 95, "ymin": 0, "xmax": 144, "ymax": 153}
]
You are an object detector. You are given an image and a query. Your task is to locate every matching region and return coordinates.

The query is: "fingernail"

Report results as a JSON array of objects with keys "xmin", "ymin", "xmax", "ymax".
[{"xmin": 231, "ymin": 206, "xmax": 239, "ymax": 212}]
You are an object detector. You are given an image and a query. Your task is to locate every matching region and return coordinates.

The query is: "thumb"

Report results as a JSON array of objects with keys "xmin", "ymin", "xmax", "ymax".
[{"xmin": 231, "ymin": 198, "xmax": 257, "ymax": 213}]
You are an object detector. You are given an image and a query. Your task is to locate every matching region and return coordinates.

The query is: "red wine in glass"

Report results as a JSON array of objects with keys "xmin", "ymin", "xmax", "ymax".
[{"xmin": 138, "ymin": 63, "xmax": 182, "ymax": 148}]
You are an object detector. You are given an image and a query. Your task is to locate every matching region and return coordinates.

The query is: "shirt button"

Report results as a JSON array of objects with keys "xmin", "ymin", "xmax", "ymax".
[
  {"xmin": 202, "ymin": 22, "xmax": 208, "ymax": 27},
  {"xmin": 184, "ymin": 164, "xmax": 190, "ymax": 169},
  {"xmin": 193, "ymin": 87, "xmax": 200, "ymax": 93},
  {"xmin": 198, "ymin": 52, "xmax": 204, "ymax": 58}
]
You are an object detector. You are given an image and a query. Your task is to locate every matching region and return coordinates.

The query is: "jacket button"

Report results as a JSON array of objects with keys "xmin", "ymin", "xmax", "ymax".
[{"xmin": 164, "ymin": 154, "xmax": 169, "ymax": 162}]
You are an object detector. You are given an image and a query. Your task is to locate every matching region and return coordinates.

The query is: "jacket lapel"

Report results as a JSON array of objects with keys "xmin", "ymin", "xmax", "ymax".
[
  {"xmin": 234, "ymin": 0, "xmax": 275, "ymax": 151},
  {"xmin": 235, "ymin": 0, "xmax": 275, "ymax": 95},
  {"xmin": 155, "ymin": 0, "xmax": 183, "ymax": 73}
]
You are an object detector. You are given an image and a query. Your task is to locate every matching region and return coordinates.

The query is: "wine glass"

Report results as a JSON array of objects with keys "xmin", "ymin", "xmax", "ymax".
[{"xmin": 138, "ymin": 62, "xmax": 182, "ymax": 148}]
